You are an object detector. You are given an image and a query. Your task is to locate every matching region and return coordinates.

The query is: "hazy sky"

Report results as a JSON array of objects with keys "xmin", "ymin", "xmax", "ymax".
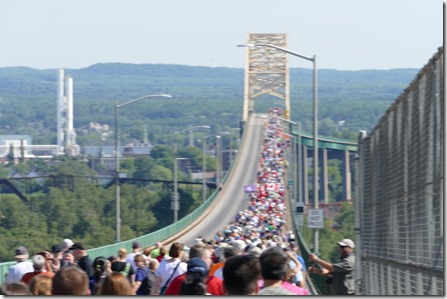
[{"xmin": 0, "ymin": 0, "xmax": 443, "ymax": 70}]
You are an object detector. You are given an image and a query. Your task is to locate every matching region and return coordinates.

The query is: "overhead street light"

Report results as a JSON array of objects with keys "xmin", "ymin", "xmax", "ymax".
[
  {"xmin": 173, "ymin": 125, "xmax": 211, "ymax": 149},
  {"xmin": 114, "ymin": 93, "xmax": 172, "ymax": 243},
  {"xmin": 238, "ymin": 42, "xmax": 319, "ymax": 253}
]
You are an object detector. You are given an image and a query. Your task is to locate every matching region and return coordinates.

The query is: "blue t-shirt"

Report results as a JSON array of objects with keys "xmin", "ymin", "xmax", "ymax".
[{"xmin": 135, "ymin": 267, "xmax": 149, "ymax": 295}]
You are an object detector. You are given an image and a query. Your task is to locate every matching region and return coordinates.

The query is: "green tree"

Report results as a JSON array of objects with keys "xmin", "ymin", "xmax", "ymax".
[
  {"xmin": 150, "ymin": 145, "xmax": 173, "ymax": 159},
  {"xmin": 120, "ymin": 158, "xmax": 136, "ymax": 177},
  {"xmin": 300, "ymin": 202, "xmax": 355, "ymax": 262},
  {"xmin": 7, "ymin": 144, "xmax": 14, "ymax": 165},
  {"xmin": 47, "ymin": 159, "xmax": 95, "ymax": 177},
  {"xmin": 0, "ymin": 166, "xmax": 9, "ymax": 178},
  {"xmin": 10, "ymin": 163, "xmax": 30, "ymax": 177},
  {"xmin": 133, "ymin": 156, "xmax": 172, "ymax": 181}
]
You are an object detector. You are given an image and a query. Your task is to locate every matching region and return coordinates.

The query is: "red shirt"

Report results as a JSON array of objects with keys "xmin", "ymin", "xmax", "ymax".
[{"xmin": 165, "ymin": 273, "xmax": 224, "ymax": 295}]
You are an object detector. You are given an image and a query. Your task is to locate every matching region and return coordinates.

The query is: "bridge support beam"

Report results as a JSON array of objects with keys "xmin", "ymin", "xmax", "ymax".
[
  {"xmin": 342, "ymin": 150, "xmax": 352, "ymax": 200},
  {"xmin": 319, "ymin": 148, "xmax": 329, "ymax": 204},
  {"xmin": 302, "ymin": 145, "xmax": 309, "ymax": 206}
]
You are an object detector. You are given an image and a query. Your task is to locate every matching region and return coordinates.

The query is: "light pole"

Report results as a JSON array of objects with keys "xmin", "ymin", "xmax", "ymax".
[
  {"xmin": 215, "ymin": 135, "xmax": 221, "ymax": 188},
  {"xmin": 173, "ymin": 157, "xmax": 187, "ymax": 222},
  {"xmin": 215, "ymin": 132, "xmax": 231, "ymax": 187},
  {"xmin": 201, "ymin": 132, "xmax": 230, "ymax": 202},
  {"xmin": 173, "ymin": 125, "xmax": 211, "ymax": 151},
  {"xmin": 201, "ymin": 137, "xmax": 208, "ymax": 202},
  {"xmin": 114, "ymin": 93, "xmax": 171, "ymax": 243},
  {"xmin": 238, "ymin": 43, "xmax": 319, "ymax": 253},
  {"xmin": 229, "ymin": 127, "xmax": 241, "ymax": 165},
  {"xmin": 172, "ymin": 125, "xmax": 210, "ymax": 206}
]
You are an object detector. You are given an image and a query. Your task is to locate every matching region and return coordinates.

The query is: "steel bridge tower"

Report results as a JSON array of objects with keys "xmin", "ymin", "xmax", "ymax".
[{"xmin": 242, "ymin": 33, "xmax": 290, "ymax": 121}]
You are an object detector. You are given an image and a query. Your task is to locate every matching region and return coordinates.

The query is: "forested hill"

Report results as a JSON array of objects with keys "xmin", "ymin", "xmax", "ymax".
[{"xmin": 0, "ymin": 63, "xmax": 418, "ymax": 144}]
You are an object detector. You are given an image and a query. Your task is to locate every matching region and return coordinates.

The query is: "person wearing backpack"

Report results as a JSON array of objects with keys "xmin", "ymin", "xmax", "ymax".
[
  {"xmin": 145, "ymin": 259, "xmax": 159, "ymax": 295},
  {"xmin": 111, "ymin": 248, "xmax": 135, "ymax": 285}
]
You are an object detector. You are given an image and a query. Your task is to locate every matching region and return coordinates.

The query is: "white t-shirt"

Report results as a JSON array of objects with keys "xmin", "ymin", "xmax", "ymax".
[
  {"xmin": 6, "ymin": 260, "xmax": 34, "ymax": 282},
  {"xmin": 155, "ymin": 259, "xmax": 187, "ymax": 287}
]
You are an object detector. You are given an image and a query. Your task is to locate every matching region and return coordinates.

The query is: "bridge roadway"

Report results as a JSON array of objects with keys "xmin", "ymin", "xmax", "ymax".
[{"xmin": 165, "ymin": 113, "xmax": 265, "ymax": 245}]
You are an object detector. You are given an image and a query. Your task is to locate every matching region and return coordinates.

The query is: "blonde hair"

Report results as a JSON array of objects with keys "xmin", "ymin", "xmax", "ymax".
[
  {"xmin": 118, "ymin": 248, "xmax": 128, "ymax": 259},
  {"xmin": 149, "ymin": 259, "xmax": 159, "ymax": 270}
]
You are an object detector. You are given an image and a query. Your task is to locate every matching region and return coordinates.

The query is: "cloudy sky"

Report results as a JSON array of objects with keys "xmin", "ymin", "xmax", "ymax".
[{"xmin": 0, "ymin": 0, "xmax": 443, "ymax": 70}]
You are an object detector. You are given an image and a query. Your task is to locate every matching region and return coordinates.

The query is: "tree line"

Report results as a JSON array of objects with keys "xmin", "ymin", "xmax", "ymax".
[{"xmin": 0, "ymin": 64, "xmax": 418, "ymax": 146}]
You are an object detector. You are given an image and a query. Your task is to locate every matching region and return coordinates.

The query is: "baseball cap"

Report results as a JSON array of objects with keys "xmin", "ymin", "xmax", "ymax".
[
  {"xmin": 132, "ymin": 241, "xmax": 141, "ymax": 249},
  {"xmin": 70, "ymin": 242, "xmax": 86, "ymax": 250},
  {"xmin": 15, "ymin": 246, "xmax": 29, "ymax": 259},
  {"xmin": 337, "ymin": 238, "xmax": 355, "ymax": 248},
  {"xmin": 187, "ymin": 257, "xmax": 208, "ymax": 276},
  {"xmin": 62, "ymin": 239, "xmax": 74, "ymax": 248},
  {"xmin": 51, "ymin": 244, "xmax": 63, "ymax": 253}
]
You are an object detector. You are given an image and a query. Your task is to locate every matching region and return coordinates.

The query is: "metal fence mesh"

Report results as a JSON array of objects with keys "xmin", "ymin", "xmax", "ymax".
[{"xmin": 356, "ymin": 47, "xmax": 444, "ymax": 295}]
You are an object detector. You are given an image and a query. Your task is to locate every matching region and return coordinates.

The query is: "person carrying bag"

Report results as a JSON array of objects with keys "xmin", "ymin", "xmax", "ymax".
[
  {"xmin": 159, "ymin": 262, "xmax": 181, "ymax": 295},
  {"xmin": 152, "ymin": 242, "xmax": 187, "ymax": 295}
]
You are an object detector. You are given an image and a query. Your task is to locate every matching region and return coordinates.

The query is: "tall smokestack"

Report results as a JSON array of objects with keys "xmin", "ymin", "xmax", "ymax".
[
  {"xmin": 56, "ymin": 69, "xmax": 79, "ymax": 156},
  {"xmin": 65, "ymin": 75, "xmax": 73, "ymax": 132},
  {"xmin": 57, "ymin": 69, "xmax": 65, "ymax": 155},
  {"xmin": 64, "ymin": 75, "xmax": 79, "ymax": 156}
]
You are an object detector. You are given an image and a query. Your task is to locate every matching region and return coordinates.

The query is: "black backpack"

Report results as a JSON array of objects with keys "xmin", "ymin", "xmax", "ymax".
[{"xmin": 142, "ymin": 268, "xmax": 157, "ymax": 295}]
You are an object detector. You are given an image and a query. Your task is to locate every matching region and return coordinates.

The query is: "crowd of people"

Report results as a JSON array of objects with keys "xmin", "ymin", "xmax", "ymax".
[{"xmin": 0, "ymin": 108, "xmax": 355, "ymax": 295}]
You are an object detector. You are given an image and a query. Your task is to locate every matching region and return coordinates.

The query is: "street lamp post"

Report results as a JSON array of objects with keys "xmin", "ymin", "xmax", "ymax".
[
  {"xmin": 215, "ymin": 132, "xmax": 231, "ymax": 187},
  {"xmin": 114, "ymin": 93, "xmax": 171, "ymax": 243},
  {"xmin": 173, "ymin": 157, "xmax": 187, "ymax": 222},
  {"xmin": 201, "ymin": 132, "xmax": 230, "ymax": 202},
  {"xmin": 229, "ymin": 127, "xmax": 241, "ymax": 165},
  {"xmin": 173, "ymin": 126, "xmax": 211, "ymax": 150},
  {"xmin": 238, "ymin": 43, "xmax": 319, "ymax": 253},
  {"xmin": 173, "ymin": 125, "xmax": 211, "ymax": 176},
  {"xmin": 202, "ymin": 138, "xmax": 207, "ymax": 202},
  {"xmin": 215, "ymin": 135, "xmax": 221, "ymax": 188},
  {"xmin": 173, "ymin": 126, "xmax": 210, "ymax": 206}
]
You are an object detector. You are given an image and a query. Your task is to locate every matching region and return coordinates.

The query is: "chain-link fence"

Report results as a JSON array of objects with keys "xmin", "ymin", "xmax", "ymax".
[{"xmin": 355, "ymin": 47, "xmax": 444, "ymax": 295}]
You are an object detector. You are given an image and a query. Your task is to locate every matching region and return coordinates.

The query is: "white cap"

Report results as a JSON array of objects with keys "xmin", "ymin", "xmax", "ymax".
[
  {"xmin": 337, "ymin": 238, "xmax": 355, "ymax": 248},
  {"xmin": 231, "ymin": 240, "xmax": 246, "ymax": 252},
  {"xmin": 62, "ymin": 239, "xmax": 74, "ymax": 248}
]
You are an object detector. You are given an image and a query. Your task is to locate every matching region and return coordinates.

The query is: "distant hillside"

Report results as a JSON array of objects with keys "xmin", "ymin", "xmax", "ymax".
[{"xmin": 0, "ymin": 63, "xmax": 419, "ymax": 144}]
